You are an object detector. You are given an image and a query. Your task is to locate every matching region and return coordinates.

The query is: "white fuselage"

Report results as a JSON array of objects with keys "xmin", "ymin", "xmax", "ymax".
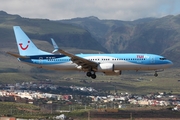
[{"xmin": 19, "ymin": 53, "xmax": 173, "ymax": 73}]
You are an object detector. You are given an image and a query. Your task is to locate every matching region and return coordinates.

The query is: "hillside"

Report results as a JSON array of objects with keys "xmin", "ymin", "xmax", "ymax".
[
  {"xmin": 59, "ymin": 15, "xmax": 180, "ymax": 66},
  {"xmin": 1, "ymin": 11, "xmax": 180, "ymax": 94},
  {"xmin": 1, "ymin": 11, "xmax": 180, "ymax": 65},
  {"xmin": 0, "ymin": 11, "xmax": 107, "ymax": 84},
  {"xmin": 0, "ymin": 11, "xmax": 107, "ymax": 52}
]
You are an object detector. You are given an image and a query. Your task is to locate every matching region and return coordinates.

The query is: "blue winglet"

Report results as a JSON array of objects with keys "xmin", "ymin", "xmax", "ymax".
[{"xmin": 51, "ymin": 38, "xmax": 59, "ymax": 53}]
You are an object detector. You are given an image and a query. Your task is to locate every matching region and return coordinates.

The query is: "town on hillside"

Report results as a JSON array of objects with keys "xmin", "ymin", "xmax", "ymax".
[{"xmin": 0, "ymin": 80, "xmax": 180, "ymax": 113}]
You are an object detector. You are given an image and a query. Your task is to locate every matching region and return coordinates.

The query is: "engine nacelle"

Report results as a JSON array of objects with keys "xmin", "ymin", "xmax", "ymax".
[
  {"xmin": 76, "ymin": 65, "xmax": 82, "ymax": 70},
  {"xmin": 97, "ymin": 63, "xmax": 114, "ymax": 72}
]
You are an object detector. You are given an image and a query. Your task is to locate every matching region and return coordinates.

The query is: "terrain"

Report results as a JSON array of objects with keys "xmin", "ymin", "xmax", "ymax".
[
  {"xmin": 0, "ymin": 102, "xmax": 180, "ymax": 120},
  {"xmin": 59, "ymin": 15, "xmax": 180, "ymax": 66},
  {"xmin": 0, "ymin": 11, "xmax": 180, "ymax": 94}
]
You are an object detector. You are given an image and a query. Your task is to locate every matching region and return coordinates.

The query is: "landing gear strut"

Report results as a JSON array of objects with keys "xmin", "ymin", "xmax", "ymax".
[
  {"xmin": 86, "ymin": 71, "xmax": 96, "ymax": 79},
  {"xmin": 154, "ymin": 72, "xmax": 158, "ymax": 77}
]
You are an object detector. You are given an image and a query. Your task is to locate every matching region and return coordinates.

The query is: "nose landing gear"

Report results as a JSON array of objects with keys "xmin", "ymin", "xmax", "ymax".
[
  {"xmin": 154, "ymin": 69, "xmax": 164, "ymax": 77},
  {"xmin": 154, "ymin": 72, "xmax": 158, "ymax": 77}
]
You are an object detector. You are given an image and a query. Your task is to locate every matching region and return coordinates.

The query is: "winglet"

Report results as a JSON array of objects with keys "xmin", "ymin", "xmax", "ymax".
[{"xmin": 51, "ymin": 38, "xmax": 59, "ymax": 53}]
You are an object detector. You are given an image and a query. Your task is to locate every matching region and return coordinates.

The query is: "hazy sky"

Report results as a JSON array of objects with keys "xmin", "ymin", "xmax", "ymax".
[{"xmin": 1, "ymin": 0, "xmax": 180, "ymax": 21}]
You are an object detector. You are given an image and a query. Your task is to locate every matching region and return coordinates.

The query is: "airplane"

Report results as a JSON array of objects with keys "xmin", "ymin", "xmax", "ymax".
[{"xmin": 7, "ymin": 26, "xmax": 173, "ymax": 79}]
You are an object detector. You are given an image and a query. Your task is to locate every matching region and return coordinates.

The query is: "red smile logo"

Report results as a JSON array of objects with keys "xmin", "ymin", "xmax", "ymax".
[{"xmin": 19, "ymin": 40, "xmax": 30, "ymax": 50}]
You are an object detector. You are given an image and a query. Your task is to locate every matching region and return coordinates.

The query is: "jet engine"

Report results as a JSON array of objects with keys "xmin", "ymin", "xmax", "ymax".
[{"xmin": 97, "ymin": 63, "xmax": 114, "ymax": 72}]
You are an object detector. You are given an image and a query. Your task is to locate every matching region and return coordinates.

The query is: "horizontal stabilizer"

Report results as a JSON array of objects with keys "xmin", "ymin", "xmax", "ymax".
[{"xmin": 7, "ymin": 52, "xmax": 28, "ymax": 58}]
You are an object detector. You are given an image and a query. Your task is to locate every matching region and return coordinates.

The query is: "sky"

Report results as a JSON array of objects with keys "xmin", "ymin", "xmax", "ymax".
[{"xmin": 1, "ymin": 0, "xmax": 180, "ymax": 21}]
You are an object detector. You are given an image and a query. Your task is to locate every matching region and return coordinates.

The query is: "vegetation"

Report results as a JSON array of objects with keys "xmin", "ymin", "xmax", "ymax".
[
  {"xmin": 0, "ymin": 11, "xmax": 106, "ymax": 52},
  {"xmin": 0, "ymin": 102, "xmax": 178, "ymax": 119},
  {"xmin": 60, "ymin": 15, "xmax": 180, "ymax": 67},
  {"xmin": 0, "ymin": 11, "xmax": 180, "ymax": 99},
  {"xmin": 0, "ymin": 10, "xmax": 180, "ymax": 120},
  {"xmin": 0, "ymin": 101, "xmax": 92, "ymax": 119},
  {"xmin": 0, "ymin": 102, "xmax": 43, "ymax": 119},
  {"xmin": 0, "ymin": 67, "xmax": 179, "ymax": 95}
]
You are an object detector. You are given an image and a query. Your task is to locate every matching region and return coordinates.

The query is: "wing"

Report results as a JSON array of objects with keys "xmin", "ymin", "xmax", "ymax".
[{"xmin": 58, "ymin": 49, "xmax": 98, "ymax": 71}]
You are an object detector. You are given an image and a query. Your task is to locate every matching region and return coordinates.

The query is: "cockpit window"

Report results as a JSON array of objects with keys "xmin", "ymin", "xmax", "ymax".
[{"xmin": 160, "ymin": 58, "xmax": 167, "ymax": 60}]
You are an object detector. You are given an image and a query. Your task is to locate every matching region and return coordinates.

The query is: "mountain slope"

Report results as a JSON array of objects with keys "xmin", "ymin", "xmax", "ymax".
[
  {"xmin": 1, "ymin": 11, "xmax": 179, "ymax": 66},
  {"xmin": 59, "ymin": 15, "xmax": 180, "ymax": 66},
  {"xmin": 0, "ymin": 11, "xmax": 107, "ymax": 53},
  {"xmin": 0, "ymin": 11, "xmax": 108, "ymax": 81}
]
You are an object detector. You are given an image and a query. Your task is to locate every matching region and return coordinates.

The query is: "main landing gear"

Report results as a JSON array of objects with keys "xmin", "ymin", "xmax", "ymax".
[{"xmin": 86, "ymin": 71, "xmax": 96, "ymax": 79}]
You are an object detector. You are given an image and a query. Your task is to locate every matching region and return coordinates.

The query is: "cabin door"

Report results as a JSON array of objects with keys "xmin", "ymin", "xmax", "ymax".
[
  {"xmin": 39, "ymin": 57, "xmax": 43, "ymax": 64},
  {"xmin": 150, "ymin": 57, "xmax": 155, "ymax": 63}
]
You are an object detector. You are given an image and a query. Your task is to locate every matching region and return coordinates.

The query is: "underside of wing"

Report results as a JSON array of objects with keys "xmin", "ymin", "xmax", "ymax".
[{"xmin": 58, "ymin": 49, "xmax": 98, "ymax": 70}]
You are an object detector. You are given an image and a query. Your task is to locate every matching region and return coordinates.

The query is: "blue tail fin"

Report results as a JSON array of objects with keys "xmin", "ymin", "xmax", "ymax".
[{"xmin": 13, "ymin": 26, "xmax": 51, "ymax": 56}]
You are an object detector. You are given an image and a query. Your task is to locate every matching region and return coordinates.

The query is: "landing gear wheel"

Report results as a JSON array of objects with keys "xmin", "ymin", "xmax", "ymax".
[
  {"xmin": 86, "ymin": 72, "xmax": 92, "ymax": 77},
  {"xmin": 154, "ymin": 72, "xmax": 158, "ymax": 77},
  {"xmin": 91, "ymin": 74, "xmax": 96, "ymax": 79}
]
